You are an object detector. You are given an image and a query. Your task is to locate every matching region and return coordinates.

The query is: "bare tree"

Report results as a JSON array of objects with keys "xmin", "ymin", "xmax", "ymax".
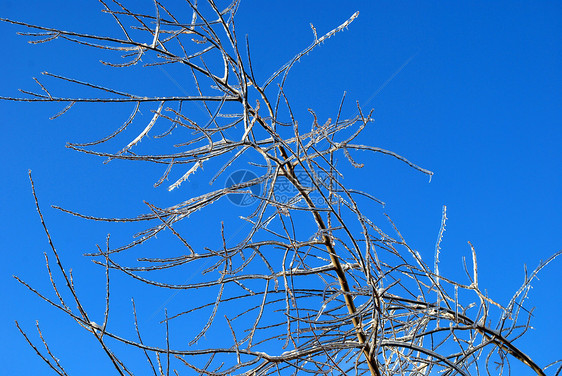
[{"xmin": 3, "ymin": 1, "xmax": 560, "ymax": 375}]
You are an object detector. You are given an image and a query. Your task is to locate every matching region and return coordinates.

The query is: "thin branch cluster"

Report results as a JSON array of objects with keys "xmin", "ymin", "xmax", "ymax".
[{"xmin": 3, "ymin": 1, "xmax": 560, "ymax": 376}]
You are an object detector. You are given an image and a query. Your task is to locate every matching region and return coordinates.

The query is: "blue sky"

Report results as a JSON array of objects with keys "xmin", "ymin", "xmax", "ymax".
[{"xmin": 1, "ymin": 1, "xmax": 560, "ymax": 374}]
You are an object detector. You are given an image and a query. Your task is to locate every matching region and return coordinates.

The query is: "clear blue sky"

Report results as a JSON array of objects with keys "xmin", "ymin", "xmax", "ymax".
[{"xmin": 1, "ymin": 1, "xmax": 560, "ymax": 374}]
